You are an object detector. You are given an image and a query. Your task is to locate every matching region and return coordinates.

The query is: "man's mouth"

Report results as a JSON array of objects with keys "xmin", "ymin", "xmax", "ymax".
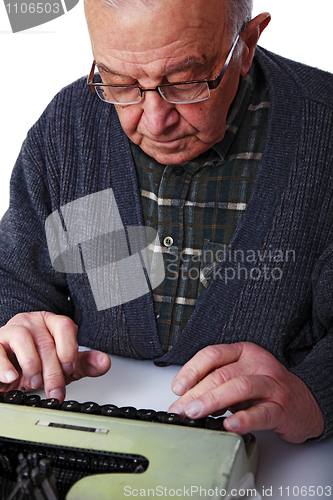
[{"xmin": 146, "ymin": 135, "xmax": 188, "ymax": 147}]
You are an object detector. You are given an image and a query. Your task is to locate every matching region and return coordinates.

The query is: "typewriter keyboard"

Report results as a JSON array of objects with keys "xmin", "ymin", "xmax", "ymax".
[{"xmin": 0, "ymin": 390, "xmax": 226, "ymax": 430}]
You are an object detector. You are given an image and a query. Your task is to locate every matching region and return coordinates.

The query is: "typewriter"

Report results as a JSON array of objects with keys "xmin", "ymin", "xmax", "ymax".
[{"xmin": 0, "ymin": 390, "xmax": 259, "ymax": 500}]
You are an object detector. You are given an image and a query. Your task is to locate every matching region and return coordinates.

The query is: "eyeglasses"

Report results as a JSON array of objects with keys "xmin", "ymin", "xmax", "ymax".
[{"xmin": 87, "ymin": 31, "xmax": 241, "ymax": 106}]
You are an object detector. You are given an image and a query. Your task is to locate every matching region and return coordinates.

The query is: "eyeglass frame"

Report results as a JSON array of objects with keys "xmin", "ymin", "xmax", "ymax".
[{"xmin": 87, "ymin": 26, "xmax": 243, "ymax": 105}]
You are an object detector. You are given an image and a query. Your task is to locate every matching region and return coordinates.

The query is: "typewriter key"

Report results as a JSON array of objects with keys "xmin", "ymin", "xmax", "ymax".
[
  {"xmin": 157, "ymin": 412, "xmax": 181, "ymax": 425},
  {"xmin": 119, "ymin": 406, "xmax": 137, "ymax": 419},
  {"xmin": 41, "ymin": 398, "xmax": 61, "ymax": 410},
  {"xmin": 137, "ymin": 409, "xmax": 157, "ymax": 421},
  {"xmin": 101, "ymin": 404, "xmax": 121, "ymax": 417},
  {"xmin": 61, "ymin": 400, "xmax": 81, "ymax": 412},
  {"xmin": 182, "ymin": 417, "xmax": 206, "ymax": 428},
  {"xmin": 156, "ymin": 411, "xmax": 167, "ymax": 422},
  {"xmin": 81, "ymin": 402, "xmax": 101, "ymax": 414},
  {"xmin": 204, "ymin": 417, "xmax": 226, "ymax": 431},
  {"xmin": 4, "ymin": 390, "xmax": 24, "ymax": 404},
  {"xmin": 24, "ymin": 394, "xmax": 42, "ymax": 407}
]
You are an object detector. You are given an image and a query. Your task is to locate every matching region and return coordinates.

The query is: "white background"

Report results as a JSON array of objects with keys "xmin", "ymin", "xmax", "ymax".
[
  {"xmin": 0, "ymin": 5, "xmax": 333, "ymax": 495},
  {"xmin": 0, "ymin": 0, "xmax": 332, "ymax": 218}
]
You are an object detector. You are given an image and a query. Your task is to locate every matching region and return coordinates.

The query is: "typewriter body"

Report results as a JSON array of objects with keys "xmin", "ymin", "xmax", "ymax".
[{"xmin": 0, "ymin": 392, "xmax": 258, "ymax": 500}]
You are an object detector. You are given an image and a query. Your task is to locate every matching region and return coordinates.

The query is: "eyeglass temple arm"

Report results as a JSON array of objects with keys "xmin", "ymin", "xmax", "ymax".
[
  {"xmin": 207, "ymin": 33, "xmax": 240, "ymax": 90},
  {"xmin": 87, "ymin": 61, "xmax": 97, "ymax": 94}
]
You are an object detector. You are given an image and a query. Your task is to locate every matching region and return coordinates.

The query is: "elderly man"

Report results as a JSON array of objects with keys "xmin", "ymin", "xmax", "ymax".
[{"xmin": 0, "ymin": 0, "xmax": 332, "ymax": 444}]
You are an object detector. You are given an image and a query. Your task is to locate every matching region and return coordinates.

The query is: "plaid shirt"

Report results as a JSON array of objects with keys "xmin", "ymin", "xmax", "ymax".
[{"xmin": 131, "ymin": 60, "xmax": 270, "ymax": 351}]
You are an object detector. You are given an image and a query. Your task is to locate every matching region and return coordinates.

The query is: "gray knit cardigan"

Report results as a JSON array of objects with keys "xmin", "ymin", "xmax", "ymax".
[{"xmin": 0, "ymin": 48, "xmax": 333, "ymax": 438}]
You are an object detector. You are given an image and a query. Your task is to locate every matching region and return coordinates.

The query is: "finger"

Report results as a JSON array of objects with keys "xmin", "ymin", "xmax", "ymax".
[
  {"xmin": 224, "ymin": 397, "xmax": 324, "ymax": 443},
  {"xmin": 0, "ymin": 343, "xmax": 19, "ymax": 385},
  {"xmin": 168, "ymin": 356, "xmax": 249, "ymax": 416},
  {"xmin": 35, "ymin": 337, "xmax": 67, "ymax": 402},
  {"xmin": 170, "ymin": 358, "xmax": 250, "ymax": 414},
  {"xmin": 5, "ymin": 325, "xmax": 43, "ymax": 390},
  {"xmin": 223, "ymin": 401, "xmax": 280, "ymax": 435},
  {"xmin": 171, "ymin": 374, "xmax": 273, "ymax": 419},
  {"xmin": 70, "ymin": 350, "xmax": 111, "ymax": 382},
  {"xmin": 171, "ymin": 343, "xmax": 243, "ymax": 396},
  {"xmin": 34, "ymin": 314, "xmax": 79, "ymax": 401},
  {"xmin": 5, "ymin": 312, "xmax": 76, "ymax": 394},
  {"xmin": 43, "ymin": 313, "xmax": 78, "ymax": 376}
]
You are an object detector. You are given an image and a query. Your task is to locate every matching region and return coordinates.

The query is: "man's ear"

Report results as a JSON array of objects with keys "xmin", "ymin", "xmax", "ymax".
[{"xmin": 240, "ymin": 12, "xmax": 271, "ymax": 76}]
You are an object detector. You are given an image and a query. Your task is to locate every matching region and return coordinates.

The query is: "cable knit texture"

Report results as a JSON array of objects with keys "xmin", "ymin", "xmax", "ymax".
[{"xmin": 0, "ymin": 48, "xmax": 333, "ymax": 438}]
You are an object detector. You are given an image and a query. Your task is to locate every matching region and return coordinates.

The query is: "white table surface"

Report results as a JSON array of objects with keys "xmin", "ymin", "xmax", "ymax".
[{"xmin": 61, "ymin": 353, "xmax": 333, "ymax": 500}]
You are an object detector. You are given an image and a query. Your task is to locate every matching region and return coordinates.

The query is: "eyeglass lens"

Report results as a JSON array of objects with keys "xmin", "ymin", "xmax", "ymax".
[{"xmin": 94, "ymin": 68, "xmax": 211, "ymax": 104}]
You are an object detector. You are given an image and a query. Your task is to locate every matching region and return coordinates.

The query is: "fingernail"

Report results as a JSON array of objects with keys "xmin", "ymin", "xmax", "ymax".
[
  {"xmin": 168, "ymin": 404, "xmax": 184, "ymax": 417},
  {"xmin": 185, "ymin": 400, "xmax": 202, "ymax": 418},
  {"xmin": 97, "ymin": 352, "xmax": 107, "ymax": 363},
  {"xmin": 30, "ymin": 374, "xmax": 43, "ymax": 389},
  {"xmin": 172, "ymin": 378, "xmax": 187, "ymax": 395},
  {"xmin": 49, "ymin": 388, "xmax": 65, "ymax": 401},
  {"xmin": 3, "ymin": 370, "xmax": 18, "ymax": 383},
  {"xmin": 61, "ymin": 363, "xmax": 73, "ymax": 376},
  {"xmin": 225, "ymin": 416, "xmax": 240, "ymax": 431}
]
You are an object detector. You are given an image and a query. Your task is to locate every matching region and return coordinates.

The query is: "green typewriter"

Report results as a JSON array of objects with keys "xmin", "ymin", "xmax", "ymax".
[{"xmin": 0, "ymin": 390, "xmax": 259, "ymax": 500}]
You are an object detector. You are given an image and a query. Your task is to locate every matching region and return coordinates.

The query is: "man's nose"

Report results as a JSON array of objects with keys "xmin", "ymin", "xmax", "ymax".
[{"xmin": 141, "ymin": 90, "xmax": 179, "ymax": 136}]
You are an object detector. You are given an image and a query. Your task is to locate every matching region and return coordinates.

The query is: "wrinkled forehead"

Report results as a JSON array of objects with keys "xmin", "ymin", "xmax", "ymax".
[{"xmin": 84, "ymin": 0, "xmax": 233, "ymax": 65}]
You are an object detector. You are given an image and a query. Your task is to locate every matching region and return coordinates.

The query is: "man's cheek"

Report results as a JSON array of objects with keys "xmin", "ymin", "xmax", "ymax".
[
  {"xmin": 114, "ymin": 105, "xmax": 142, "ymax": 136},
  {"xmin": 181, "ymin": 105, "xmax": 217, "ymax": 137}
]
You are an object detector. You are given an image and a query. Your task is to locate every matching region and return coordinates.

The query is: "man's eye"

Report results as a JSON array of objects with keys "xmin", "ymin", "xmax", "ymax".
[
  {"xmin": 172, "ymin": 83, "xmax": 198, "ymax": 90},
  {"xmin": 98, "ymin": 69, "xmax": 136, "ymax": 86}
]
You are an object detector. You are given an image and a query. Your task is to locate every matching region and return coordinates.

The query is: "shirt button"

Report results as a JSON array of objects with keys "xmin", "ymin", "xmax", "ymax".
[
  {"xmin": 163, "ymin": 236, "xmax": 174, "ymax": 247},
  {"xmin": 173, "ymin": 166, "xmax": 184, "ymax": 177}
]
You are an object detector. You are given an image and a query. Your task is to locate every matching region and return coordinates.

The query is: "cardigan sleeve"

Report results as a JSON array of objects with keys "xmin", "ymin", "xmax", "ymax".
[
  {"xmin": 289, "ymin": 245, "xmax": 333, "ymax": 440},
  {"xmin": 0, "ymin": 111, "xmax": 74, "ymax": 325}
]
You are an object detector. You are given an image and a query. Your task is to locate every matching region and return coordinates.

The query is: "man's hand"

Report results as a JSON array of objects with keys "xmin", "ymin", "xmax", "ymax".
[
  {"xmin": 0, "ymin": 311, "xmax": 111, "ymax": 401},
  {"xmin": 168, "ymin": 342, "xmax": 324, "ymax": 443}
]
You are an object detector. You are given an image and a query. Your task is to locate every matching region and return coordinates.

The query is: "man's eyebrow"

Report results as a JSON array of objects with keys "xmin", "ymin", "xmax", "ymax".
[
  {"xmin": 164, "ymin": 58, "xmax": 206, "ymax": 75},
  {"xmin": 96, "ymin": 63, "xmax": 121, "ymax": 75},
  {"xmin": 96, "ymin": 58, "xmax": 206, "ymax": 77}
]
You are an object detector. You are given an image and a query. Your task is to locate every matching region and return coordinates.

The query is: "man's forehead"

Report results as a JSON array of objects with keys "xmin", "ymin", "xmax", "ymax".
[
  {"xmin": 85, "ymin": 0, "xmax": 231, "ymax": 44},
  {"xmin": 85, "ymin": 0, "xmax": 230, "ymax": 75},
  {"xmin": 89, "ymin": 0, "xmax": 229, "ymax": 14}
]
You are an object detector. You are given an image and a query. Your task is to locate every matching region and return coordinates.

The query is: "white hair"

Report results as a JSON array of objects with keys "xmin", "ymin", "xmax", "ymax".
[
  {"xmin": 227, "ymin": 0, "xmax": 253, "ymax": 60},
  {"xmin": 229, "ymin": 0, "xmax": 253, "ymax": 31}
]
